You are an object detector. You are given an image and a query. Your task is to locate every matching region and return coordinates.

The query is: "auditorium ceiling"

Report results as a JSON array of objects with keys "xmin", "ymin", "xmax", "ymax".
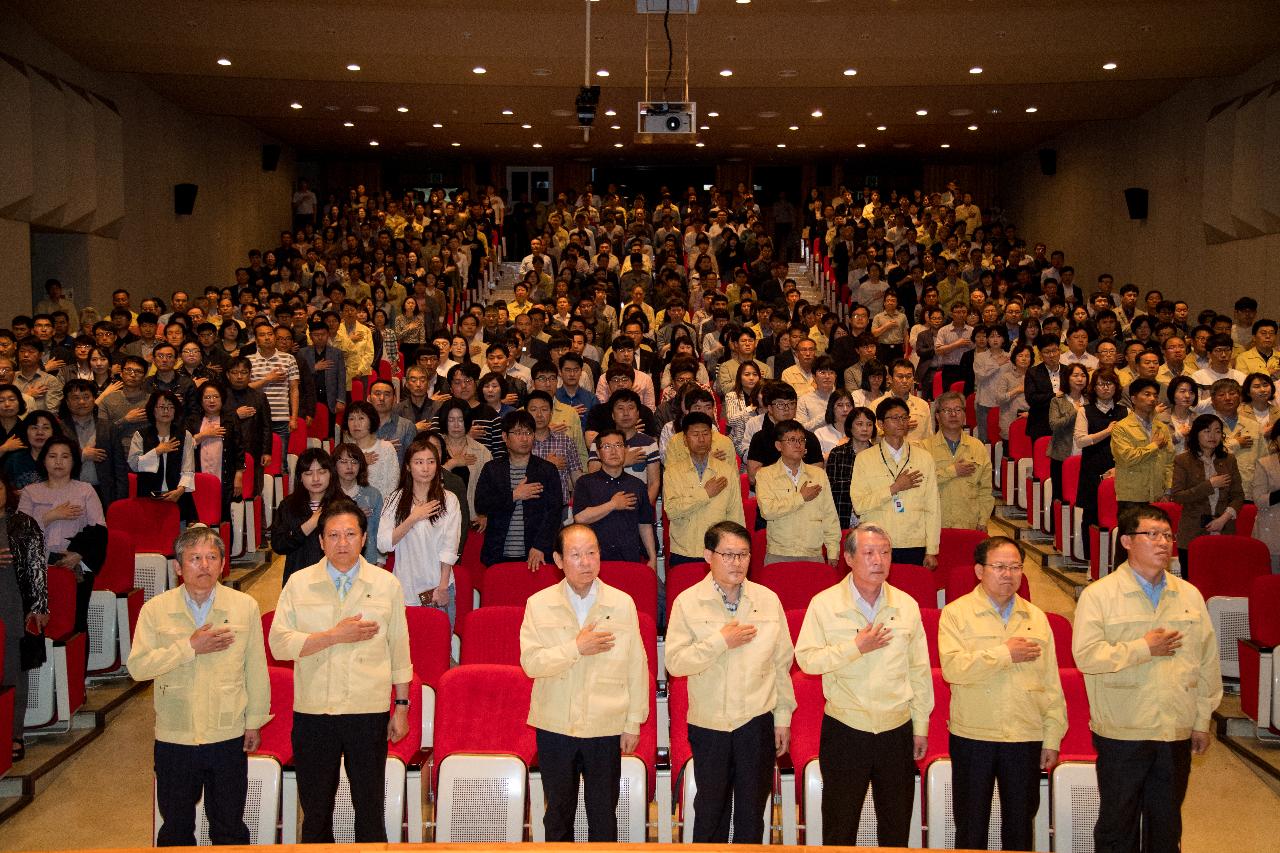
[{"xmin": 13, "ymin": 0, "xmax": 1280, "ymax": 161}]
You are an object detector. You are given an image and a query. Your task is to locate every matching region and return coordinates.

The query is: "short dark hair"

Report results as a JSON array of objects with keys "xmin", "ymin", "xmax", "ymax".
[
  {"xmin": 974, "ymin": 535, "xmax": 1024, "ymax": 567},
  {"xmin": 875, "ymin": 396, "xmax": 909, "ymax": 420},
  {"xmin": 345, "ymin": 400, "xmax": 381, "ymax": 433},
  {"xmin": 319, "ymin": 496, "xmax": 368, "ymax": 536},
  {"xmin": 1117, "ymin": 503, "xmax": 1171, "ymax": 538},
  {"xmin": 500, "ymin": 409, "xmax": 536, "ymax": 434},
  {"xmin": 1128, "ymin": 377, "xmax": 1160, "ymax": 399},
  {"xmin": 704, "ymin": 520, "xmax": 751, "ymax": 552}
]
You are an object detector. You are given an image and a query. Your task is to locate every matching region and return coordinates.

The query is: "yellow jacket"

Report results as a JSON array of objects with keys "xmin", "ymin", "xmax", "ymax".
[
  {"xmin": 939, "ymin": 588, "xmax": 1066, "ymax": 749},
  {"xmin": 129, "ymin": 584, "xmax": 271, "ymax": 745},
  {"xmin": 1235, "ymin": 347, "xmax": 1279, "ymax": 378},
  {"xmin": 519, "ymin": 580, "xmax": 650, "ymax": 737},
  {"xmin": 755, "ymin": 461, "xmax": 841, "ymax": 559},
  {"xmin": 924, "ymin": 431, "xmax": 995, "ymax": 531},
  {"xmin": 1072, "ymin": 564, "xmax": 1222, "ymax": 741},
  {"xmin": 795, "ymin": 581, "xmax": 934, "ymax": 735},
  {"xmin": 665, "ymin": 576, "xmax": 796, "ymax": 731},
  {"xmin": 849, "ymin": 440, "xmax": 941, "ymax": 553},
  {"xmin": 1110, "ymin": 412, "xmax": 1175, "ymax": 502},
  {"xmin": 551, "ymin": 398, "xmax": 589, "ymax": 466},
  {"xmin": 662, "ymin": 448, "xmax": 745, "ymax": 559},
  {"xmin": 269, "ymin": 558, "xmax": 414, "ymax": 715},
  {"xmin": 1228, "ymin": 407, "xmax": 1268, "ymax": 495}
]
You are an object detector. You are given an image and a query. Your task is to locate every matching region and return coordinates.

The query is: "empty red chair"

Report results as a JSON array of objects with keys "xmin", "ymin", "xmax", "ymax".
[
  {"xmin": 255, "ymin": 666, "xmax": 295, "ymax": 765},
  {"xmin": 938, "ymin": 527, "xmax": 987, "ymax": 592},
  {"xmin": 1087, "ymin": 474, "xmax": 1117, "ymax": 579},
  {"xmin": 964, "ymin": 392, "xmax": 977, "ymax": 432},
  {"xmin": 24, "ymin": 566, "xmax": 87, "ymax": 729},
  {"xmin": 87, "ymin": 529, "xmax": 145, "ymax": 674},
  {"xmin": 377, "ymin": 359, "xmax": 394, "ymax": 381},
  {"xmin": 350, "ymin": 377, "xmax": 366, "ymax": 402},
  {"xmin": 920, "ymin": 607, "xmax": 941, "ymax": 667},
  {"xmin": 932, "ymin": 371, "xmax": 944, "ymax": 399},
  {"xmin": 743, "ymin": 495, "xmax": 757, "ymax": 535},
  {"xmin": 479, "ymin": 563, "xmax": 563, "ymax": 608},
  {"xmin": 666, "ymin": 561, "xmax": 709, "ymax": 608},
  {"xmin": 261, "ymin": 611, "xmax": 288, "ymax": 668},
  {"xmin": 748, "ymin": 528, "xmax": 767, "ymax": 577},
  {"xmin": 406, "ymin": 605, "xmax": 453, "ymax": 750},
  {"xmin": 1239, "ymin": 575, "xmax": 1280, "ymax": 734},
  {"xmin": 1026, "ymin": 436, "xmax": 1053, "ymax": 533},
  {"xmin": 1188, "ymin": 535, "xmax": 1270, "ymax": 598},
  {"xmin": 1236, "ymin": 503, "xmax": 1257, "ymax": 538},
  {"xmin": 191, "ymin": 471, "xmax": 222, "ymax": 527},
  {"xmin": 945, "ymin": 567, "xmax": 1030, "ymax": 604},
  {"xmin": 1054, "ymin": 454, "xmax": 1084, "ymax": 561},
  {"xmin": 987, "ymin": 406, "xmax": 1004, "ymax": 488},
  {"xmin": 106, "ymin": 497, "xmax": 181, "ymax": 557},
  {"xmin": 785, "ymin": 608, "xmax": 806, "ymax": 651},
  {"xmin": 460, "ymin": 606, "xmax": 524, "ymax": 665},
  {"xmin": 598, "ymin": 561, "xmax": 659, "ymax": 622},
  {"xmin": 307, "ymin": 403, "xmax": 332, "ymax": 449},
  {"xmin": 752, "ymin": 561, "xmax": 840, "ymax": 611},
  {"xmin": 1003, "ymin": 417, "xmax": 1032, "ymax": 507},
  {"xmin": 889, "ymin": 563, "xmax": 940, "ymax": 610},
  {"xmin": 283, "ymin": 429, "xmax": 310, "ymax": 496},
  {"xmin": 1047, "ymin": 612, "xmax": 1075, "ymax": 668}
]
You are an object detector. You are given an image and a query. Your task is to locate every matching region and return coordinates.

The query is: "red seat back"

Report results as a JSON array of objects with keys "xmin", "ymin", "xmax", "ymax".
[
  {"xmin": 459, "ymin": 606, "xmax": 524, "ymax": 665},
  {"xmin": 1031, "ymin": 437, "xmax": 1052, "ymax": 480},
  {"xmin": 919, "ymin": 669, "xmax": 952, "ymax": 768},
  {"xmin": 667, "ymin": 676, "xmax": 692, "ymax": 777},
  {"xmin": 965, "ymin": 392, "xmax": 977, "ymax": 430},
  {"xmin": 307, "ymin": 404, "xmax": 331, "ymax": 444},
  {"xmin": 263, "ymin": 434, "xmax": 284, "ymax": 477},
  {"xmin": 784, "ymin": 608, "xmax": 806, "ymax": 649},
  {"xmin": 889, "ymin": 563, "xmax": 939, "ymax": 610},
  {"xmin": 106, "ymin": 497, "xmax": 181, "ymax": 555},
  {"xmin": 286, "ymin": 427, "xmax": 309, "ymax": 459},
  {"xmin": 405, "ymin": 605, "xmax": 452, "ymax": 685},
  {"xmin": 45, "ymin": 566, "xmax": 79, "ymax": 640},
  {"xmin": 938, "ymin": 527, "xmax": 987, "ymax": 591},
  {"xmin": 95, "ymin": 529, "xmax": 135, "ymax": 592},
  {"xmin": 1151, "ymin": 501, "xmax": 1181, "ymax": 538},
  {"xmin": 193, "ymin": 471, "xmax": 222, "ymax": 527},
  {"xmin": 749, "ymin": 528, "xmax": 767, "ymax": 577},
  {"xmin": 261, "ymin": 611, "xmax": 289, "ymax": 668},
  {"xmin": 1248, "ymin": 575, "xmax": 1280, "ymax": 646},
  {"xmin": 1061, "ymin": 455, "xmax": 1083, "ymax": 504},
  {"xmin": 787, "ymin": 670, "xmax": 826, "ymax": 772},
  {"xmin": 254, "ymin": 666, "xmax": 295, "ymax": 764},
  {"xmin": 752, "ymin": 562, "xmax": 840, "ymax": 611},
  {"xmin": 742, "ymin": 495, "xmax": 757, "ymax": 536},
  {"xmin": 666, "ymin": 562, "xmax": 709, "ymax": 610},
  {"xmin": 1047, "ymin": 611, "xmax": 1075, "ymax": 668},
  {"xmin": 1057, "ymin": 668, "xmax": 1096, "ymax": 760},
  {"xmin": 1008, "ymin": 417, "xmax": 1031, "ymax": 460},
  {"xmin": 1188, "ymin": 535, "xmax": 1271, "ymax": 599},
  {"xmin": 598, "ymin": 562, "xmax": 659, "ymax": 622},
  {"xmin": 1236, "ymin": 503, "xmax": 1257, "ymax": 538},
  {"xmin": 433, "ymin": 664, "xmax": 537, "ymax": 790},
  {"xmin": 479, "ymin": 563, "xmax": 563, "ymax": 607},
  {"xmin": 920, "ymin": 606, "xmax": 941, "ymax": 667},
  {"xmin": 986, "ymin": 406, "xmax": 1002, "ymax": 442}
]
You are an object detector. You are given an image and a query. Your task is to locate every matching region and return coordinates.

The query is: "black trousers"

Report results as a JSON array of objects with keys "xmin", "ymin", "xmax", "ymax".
[
  {"xmin": 155, "ymin": 736, "xmax": 249, "ymax": 846},
  {"xmin": 1093, "ymin": 735, "xmax": 1192, "ymax": 853},
  {"xmin": 949, "ymin": 735, "xmax": 1042, "ymax": 851},
  {"xmin": 819, "ymin": 716, "xmax": 916, "ymax": 847},
  {"xmin": 688, "ymin": 712, "xmax": 775, "ymax": 844},
  {"xmin": 1049, "ymin": 457, "xmax": 1065, "ymax": 507},
  {"xmin": 534, "ymin": 729, "xmax": 621, "ymax": 842},
  {"xmin": 292, "ymin": 711, "xmax": 389, "ymax": 843},
  {"xmin": 892, "ymin": 546, "xmax": 928, "ymax": 567}
]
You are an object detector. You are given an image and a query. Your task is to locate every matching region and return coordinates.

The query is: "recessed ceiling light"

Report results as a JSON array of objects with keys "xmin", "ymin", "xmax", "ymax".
[
  {"xmin": 876, "ymin": 125, "xmax": 887, "ymax": 131},
  {"xmin": 856, "ymin": 143, "xmax": 866, "ymax": 148},
  {"xmin": 346, "ymin": 64, "xmax": 361, "ymax": 72},
  {"xmin": 1103, "ymin": 62, "xmax": 1117, "ymax": 70},
  {"xmin": 699, "ymin": 125, "xmax": 710, "ymax": 130},
  {"xmin": 289, "ymin": 102, "xmax": 303, "ymax": 110},
  {"xmin": 532, "ymin": 68, "xmax": 551, "ymax": 76},
  {"xmin": 843, "ymin": 68, "xmax": 857, "ymax": 76},
  {"xmin": 811, "ymin": 109, "xmax": 823, "ymax": 117},
  {"xmin": 719, "ymin": 69, "xmax": 734, "ymax": 77},
  {"xmin": 788, "ymin": 125, "xmax": 799, "ymax": 131},
  {"xmin": 941, "ymin": 143, "xmax": 951, "ymax": 149},
  {"xmin": 472, "ymin": 66, "xmax": 486, "ymax": 74},
  {"xmin": 613, "ymin": 143, "xmax": 624, "ymax": 148},
  {"xmin": 343, "ymin": 121, "xmax": 354, "ymax": 128},
  {"xmin": 596, "ymin": 69, "xmax": 609, "ymax": 77},
  {"xmin": 502, "ymin": 109, "xmax": 514, "ymax": 116},
  {"xmin": 776, "ymin": 143, "xmax": 786, "ymax": 148},
  {"xmin": 532, "ymin": 143, "xmax": 542, "ymax": 148},
  {"xmin": 736, "ymin": 0, "xmax": 751, "ymax": 4},
  {"xmin": 610, "ymin": 124, "xmax": 621, "ymax": 130},
  {"xmin": 695, "ymin": 142, "xmax": 706, "ymax": 147},
  {"xmin": 969, "ymin": 66, "xmax": 983, "ymax": 74},
  {"xmin": 396, "ymin": 106, "xmax": 409, "ymax": 113},
  {"xmin": 604, "ymin": 109, "xmax": 616, "ymax": 116},
  {"xmin": 368, "ymin": 140, "xmax": 378, "ymax": 146},
  {"xmin": 451, "ymin": 142, "xmax": 460, "ymax": 147},
  {"xmin": 967, "ymin": 124, "xmax": 979, "ymax": 131},
  {"xmin": 758, "ymin": 110, "xmax": 780, "ymax": 118},
  {"xmin": 216, "ymin": 58, "xmax": 232, "ymax": 67},
  {"xmin": 1025, "ymin": 106, "xmax": 1038, "ymax": 113},
  {"xmin": 432, "ymin": 122, "xmax": 443, "ymax": 128},
  {"xmin": 915, "ymin": 109, "xmax": 928, "ymax": 116},
  {"xmin": 355, "ymin": 105, "xmax": 379, "ymax": 113},
  {"xmin": 707, "ymin": 111, "xmax": 719, "ymax": 117},
  {"xmin": 522, "ymin": 123, "xmax": 533, "ymax": 129}
]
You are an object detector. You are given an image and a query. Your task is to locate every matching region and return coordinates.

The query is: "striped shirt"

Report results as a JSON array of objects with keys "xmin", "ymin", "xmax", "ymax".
[
  {"xmin": 248, "ymin": 350, "xmax": 299, "ymax": 423},
  {"xmin": 503, "ymin": 463, "xmax": 528, "ymax": 559}
]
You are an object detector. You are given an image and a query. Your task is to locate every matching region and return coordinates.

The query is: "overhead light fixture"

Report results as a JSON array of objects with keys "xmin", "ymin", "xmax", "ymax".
[
  {"xmin": 346, "ymin": 63, "xmax": 361, "ymax": 72},
  {"xmin": 532, "ymin": 143, "xmax": 543, "ymax": 148},
  {"xmin": 707, "ymin": 111, "xmax": 719, "ymax": 117},
  {"xmin": 343, "ymin": 121, "xmax": 355, "ymax": 127},
  {"xmin": 969, "ymin": 66, "xmax": 983, "ymax": 74},
  {"xmin": 941, "ymin": 143, "xmax": 951, "ymax": 149},
  {"xmin": 811, "ymin": 109, "xmax": 823, "ymax": 117},
  {"xmin": 699, "ymin": 125, "xmax": 710, "ymax": 130},
  {"xmin": 876, "ymin": 125, "xmax": 887, "ymax": 131},
  {"xmin": 596, "ymin": 69, "xmax": 609, "ymax": 77},
  {"xmin": 502, "ymin": 109, "xmax": 514, "ymax": 115},
  {"xmin": 915, "ymin": 109, "xmax": 928, "ymax": 116},
  {"xmin": 695, "ymin": 142, "xmax": 706, "ymax": 147},
  {"xmin": 736, "ymin": 0, "xmax": 751, "ymax": 4},
  {"xmin": 1025, "ymin": 106, "xmax": 1038, "ymax": 113},
  {"xmin": 856, "ymin": 142, "xmax": 866, "ymax": 148},
  {"xmin": 1103, "ymin": 62, "xmax": 1118, "ymax": 70},
  {"xmin": 967, "ymin": 124, "xmax": 978, "ymax": 131},
  {"xmin": 432, "ymin": 122, "xmax": 444, "ymax": 128},
  {"xmin": 788, "ymin": 125, "xmax": 799, "ymax": 131},
  {"xmin": 843, "ymin": 68, "xmax": 857, "ymax": 76},
  {"xmin": 609, "ymin": 124, "xmax": 621, "ymax": 130},
  {"xmin": 451, "ymin": 142, "xmax": 460, "ymax": 147},
  {"xmin": 396, "ymin": 106, "xmax": 409, "ymax": 113},
  {"xmin": 472, "ymin": 66, "xmax": 487, "ymax": 74},
  {"xmin": 776, "ymin": 143, "xmax": 786, "ymax": 148},
  {"xmin": 290, "ymin": 102, "xmax": 303, "ymax": 110},
  {"xmin": 719, "ymin": 69, "xmax": 734, "ymax": 77},
  {"xmin": 522, "ymin": 123, "xmax": 533, "ymax": 129},
  {"xmin": 604, "ymin": 109, "xmax": 616, "ymax": 116},
  {"xmin": 369, "ymin": 140, "xmax": 379, "ymax": 146},
  {"xmin": 216, "ymin": 58, "xmax": 232, "ymax": 67}
]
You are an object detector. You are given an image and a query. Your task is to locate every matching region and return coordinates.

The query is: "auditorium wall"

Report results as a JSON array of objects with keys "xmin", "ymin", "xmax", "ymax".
[
  {"xmin": 1000, "ymin": 50, "xmax": 1280, "ymax": 316},
  {"xmin": 0, "ymin": 13, "xmax": 294, "ymax": 327}
]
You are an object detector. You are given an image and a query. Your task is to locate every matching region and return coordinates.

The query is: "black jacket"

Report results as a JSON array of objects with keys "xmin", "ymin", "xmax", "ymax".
[
  {"xmin": 474, "ymin": 455, "xmax": 564, "ymax": 566},
  {"xmin": 270, "ymin": 496, "xmax": 326, "ymax": 583},
  {"xmin": 1025, "ymin": 363, "xmax": 1070, "ymax": 440}
]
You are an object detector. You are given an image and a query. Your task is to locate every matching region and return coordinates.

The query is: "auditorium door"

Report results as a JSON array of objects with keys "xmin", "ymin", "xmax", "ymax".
[{"xmin": 507, "ymin": 167, "xmax": 554, "ymax": 207}]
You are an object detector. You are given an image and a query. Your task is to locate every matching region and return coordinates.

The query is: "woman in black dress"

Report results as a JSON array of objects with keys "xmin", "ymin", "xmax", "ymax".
[{"xmin": 1076, "ymin": 369, "xmax": 1128, "ymax": 559}]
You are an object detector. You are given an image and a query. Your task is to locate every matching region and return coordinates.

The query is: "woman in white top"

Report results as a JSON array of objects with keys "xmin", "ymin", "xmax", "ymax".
[
  {"xmin": 377, "ymin": 437, "xmax": 462, "ymax": 626},
  {"xmin": 973, "ymin": 326, "xmax": 1010, "ymax": 442},
  {"xmin": 437, "ymin": 399, "xmax": 492, "ymax": 519},
  {"xmin": 996, "ymin": 344, "xmax": 1032, "ymax": 440},
  {"xmin": 344, "ymin": 400, "xmax": 399, "ymax": 501},
  {"xmin": 814, "ymin": 390, "xmax": 855, "ymax": 458},
  {"xmin": 128, "ymin": 390, "xmax": 197, "ymax": 521},
  {"xmin": 1159, "ymin": 375, "xmax": 1198, "ymax": 455}
]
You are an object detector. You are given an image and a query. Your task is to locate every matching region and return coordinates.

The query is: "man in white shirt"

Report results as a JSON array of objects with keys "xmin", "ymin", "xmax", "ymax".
[
  {"xmin": 1191, "ymin": 333, "xmax": 1245, "ymax": 404},
  {"xmin": 520, "ymin": 237, "xmax": 556, "ymax": 277},
  {"xmin": 1061, "ymin": 326, "xmax": 1100, "ymax": 371}
]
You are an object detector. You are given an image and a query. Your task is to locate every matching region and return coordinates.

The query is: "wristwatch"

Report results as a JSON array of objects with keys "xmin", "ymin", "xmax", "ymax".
[{"xmin": 394, "ymin": 699, "xmax": 410, "ymax": 707}]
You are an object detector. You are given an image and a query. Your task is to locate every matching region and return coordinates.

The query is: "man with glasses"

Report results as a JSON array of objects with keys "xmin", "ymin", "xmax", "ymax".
[
  {"xmin": 475, "ymin": 410, "xmax": 564, "ymax": 571},
  {"xmin": 745, "ymin": 382, "xmax": 822, "ymax": 484},
  {"xmin": 871, "ymin": 359, "xmax": 934, "ymax": 444},
  {"xmin": 938, "ymin": 536, "xmax": 1065, "ymax": 851},
  {"xmin": 1191, "ymin": 333, "xmax": 1245, "ymax": 404},
  {"xmin": 100, "ymin": 354, "xmax": 154, "ymax": 500},
  {"xmin": 665, "ymin": 520, "xmax": 796, "ymax": 844},
  {"xmin": 1072, "ymin": 504, "xmax": 1221, "ymax": 853},
  {"xmin": 755, "ymin": 420, "xmax": 840, "ymax": 566},
  {"xmin": 925, "ymin": 391, "xmax": 993, "ymax": 531}
]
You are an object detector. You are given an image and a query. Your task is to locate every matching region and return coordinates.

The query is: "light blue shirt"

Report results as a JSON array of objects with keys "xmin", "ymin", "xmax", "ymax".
[
  {"xmin": 851, "ymin": 577, "xmax": 883, "ymax": 623},
  {"xmin": 988, "ymin": 595, "xmax": 1015, "ymax": 625},
  {"xmin": 183, "ymin": 585, "xmax": 216, "ymax": 628},
  {"xmin": 325, "ymin": 560, "xmax": 361, "ymax": 599},
  {"xmin": 1132, "ymin": 569, "xmax": 1167, "ymax": 609}
]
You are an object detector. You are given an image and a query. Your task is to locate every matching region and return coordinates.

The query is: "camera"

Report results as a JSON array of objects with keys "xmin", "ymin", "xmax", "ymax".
[{"xmin": 576, "ymin": 85, "xmax": 601, "ymax": 127}]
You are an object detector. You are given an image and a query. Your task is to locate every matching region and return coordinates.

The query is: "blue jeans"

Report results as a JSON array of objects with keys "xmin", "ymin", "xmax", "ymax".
[{"xmin": 270, "ymin": 421, "xmax": 291, "ymax": 478}]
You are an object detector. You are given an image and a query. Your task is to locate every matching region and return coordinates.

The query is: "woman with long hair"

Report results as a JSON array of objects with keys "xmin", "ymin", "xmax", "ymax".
[
  {"xmin": 269, "ymin": 447, "xmax": 340, "ymax": 583},
  {"xmin": 825, "ymin": 406, "xmax": 877, "ymax": 530},
  {"xmin": 128, "ymin": 390, "xmax": 197, "ymax": 521},
  {"xmin": 725, "ymin": 361, "xmax": 763, "ymax": 457},
  {"xmin": 1047, "ymin": 362, "xmax": 1089, "ymax": 504},
  {"xmin": 184, "ymin": 382, "xmax": 244, "ymax": 523},
  {"xmin": 1171, "ymin": 413, "xmax": 1245, "ymax": 575},
  {"xmin": 4, "ymin": 410, "xmax": 62, "ymax": 490},
  {"xmin": 0, "ymin": 472, "xmax": 48, "ymax": 761},
  {"xmin": 377, "ymin": 437, "xmax": 462, "ymax": 625},
  {"xmin": 815, "ymin": 390, "xmax": 856, "ymax": 458},
  {"xmin": 332, "ymin": 441, "xmax": 384, "ymax": 565},
  {"xmin": 437, "ymin": 398, "xmax": 491, "ymax": 517}
]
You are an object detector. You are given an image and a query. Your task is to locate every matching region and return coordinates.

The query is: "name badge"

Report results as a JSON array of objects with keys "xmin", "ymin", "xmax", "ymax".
[{"xmin": 893, "ymin": 495, "xmax": 905, "ymax": 513}]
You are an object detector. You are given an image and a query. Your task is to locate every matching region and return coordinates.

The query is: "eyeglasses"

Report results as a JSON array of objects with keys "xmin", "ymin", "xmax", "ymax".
[
  {"xmin": 121, "ymin": 367, "xmax": 145, "ymax": 375},
  {"xmin": 882, "ymin": 414, "xmax": 910, "ymax": 422},
  {"xmin": 713, "ymin": 551, "xmax": 750, "ymax": 563},
  {"xmin": 1130, "ymin": 530, "xmax": 1175, "ymax": 543},
  {"xmin": 984, "ymin": 563, "xmax": 1024, "ymax": 574},
  {"xmin": 938, "ymin": 408, "xmax": 965, "ymax": 416}
]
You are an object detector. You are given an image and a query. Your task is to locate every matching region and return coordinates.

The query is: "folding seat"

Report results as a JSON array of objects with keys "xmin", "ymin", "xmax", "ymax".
[
  {"xmin": 350, "ymin": 377, "xmax": 366, "ymax": 402},
  {"xmin": 1002, "ymin": 417, "xmax": 1032, "ymax": 509},
  {"xmin": 1047, "ymin": 612, "xmax": 1076, "ymax": 668},
  {"xmin": 780, "ymin": 670, "xmax": 923, "ymax": 846},
  {"xmin": 889, "ymin": 563, "xmax": 939, "ymax": 611},
  {"xmin": 405, "ymin": 606, "xmax": 451, "ymax": 752},
  {"xmin": 478, "ymin": 563, "xmax": 563, "ymax": 608},
  {"xmin": 283, "ymin": 430, "xmax": 310, "ymax": 495},
  {"xmin": 260, "ymin": 612, "xmax": 289, "ymax": 669},
  {"xmin": 377, "ymin": 359, "xmax": 394, "ymax": 381},
  {"xmin": 459, "ymin": 530, "xmax": 485, "ymax": 608},
  {"xmin": 86, "ymin": 528, "xmax": 144, "ymax": 675},
  {"xmin": 25, "ymin": 567, "xmax": 88, "ymax": 732},
  {"xmin": 945, "ymin": 566, "xmax": 1030, "ymax": 605},
  {"xmin": 260, "ymin": 434, "xmax": 285, "ymax": 529},
  {"xmin": 105, "ymin": 497, "xmax": 181, "ymax": 600},
  {"xmin": 665, "ymin": 562, "xmax": 709, "ymax": 610},
  {"xmin": 598, "ymin": 561, "xmax": 659, "ymax": 624},
  {"xmin": 784, "ymin": 609, "xmax": 806, "ymax": 670},
  {"xmin": 306, "ymin": 403, "xmax": 332, "ymax": 451},
  {"xmin": 1050, "ymin": 668, "xmax": 1100, "ymax": 852},
  {"xmin": 1025, "ymin": 437, "xmax": 1054, "ymax": 535},
  {"xmin": 932, "ymin": 372, "xmax": 945, "ymax": 399},
  {"xmin": 1189, "ymin": 535, "xmax": 1271, "ymax": 678},
  {"xmin": 432, "ymin": 664, "xmax": 537, "ymax": 842},
  {"xmin": 1085, "ymin": 472, "xmax": 1117, "ymax": 577},
  {"xmin": 964, "ymin": 392, "xmax": 977, "ymax": 434},
  {"xmin": 751, "ymin": 561, "xmax": 840, "ymax": 612},
  {"xmin": 667, "ymin": 676, "xmax": 773, "ymax": 844},
  {"xmin": 922, "ymin": 669, "xmax": 1050, "ymax": 850},
  {"xmin": 459, "ymin": 606, "xmax": 524, "ymax": 665},
  {"xmin": 153, "ymin": 666, "xmax": 290, "ymax": 845},
  {"xmin": 748, "ymin": 528, "xmax": 768, "ymax": 578},
  {"xmin": 938, "ymin": 527, "xmax": 987, "ymax": 600},
  {"xmin": 1238, "ymin": 575, "xmax": 1280, "ymax": 737},
  {"xmin": 1054, "ymin": 455, "xmax": 1085, "ymax": 562},
  {"xmin": 230, "ymin": 453, "xmax": 266, "ymax": 560},
  {"xmin": 742, "ymin": 495, "xmax": 758, "ymax": 536},
  {"xmin": 987, "ymin": 408, "xmax": 1004, "ymax": 488},
  {"xmin": 920, "ymin": 607, "xmax": 941, "ymax": 668},
  {"xmin": 1236, "ymin": 502, "xmax": 1257, "ymax": 537}
]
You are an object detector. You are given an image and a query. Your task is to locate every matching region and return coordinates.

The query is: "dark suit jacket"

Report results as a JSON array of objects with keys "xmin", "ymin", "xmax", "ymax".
[
  {"xmin": 1025, "ymin": 363, "xmax": 1069, "ymax": 440},
  {"xmin": 1170, "ymin": 451, "xmax": 1244, "ymax": 548},
  {"xmin": 475, "ymin": 455, "xmax": 565, "ymax": 566},
  {"xmin": 296, "ymin": 345, "xmax": 347, "ymax": 413}
]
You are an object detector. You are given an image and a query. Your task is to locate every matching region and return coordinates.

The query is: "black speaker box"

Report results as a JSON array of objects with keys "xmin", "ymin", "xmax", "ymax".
[
  {"xmin": 262, "ymin": 144, "xmax": 281, "ymax": 172},
  {"xmin": 174, "ymin": 183, "xmax": 198, "ymax": 216},
  {"xmin": 1124, "ymin": 187, "xmax": 1149, "ymax": 220},
  {"xmin": 1038, "ymin": 148, "xmax": 1057, "ymax": 176}
]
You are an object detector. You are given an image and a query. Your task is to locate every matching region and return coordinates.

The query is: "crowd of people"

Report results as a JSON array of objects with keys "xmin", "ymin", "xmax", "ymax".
[{"xmin": 0, "ymin": 174, "xmax": 1272, "ymax": 850}]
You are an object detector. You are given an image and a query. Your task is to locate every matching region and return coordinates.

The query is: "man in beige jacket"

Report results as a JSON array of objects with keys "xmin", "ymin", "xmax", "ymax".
[
  {"xmin": 129, "ymin": 525, "xmax": 270, "ymax": 846},
  {"xmin": 520, "ymin": 524, "xmax": 649, "ymax": 842},
  {"xmin": 665, "ymin": 520, "xmax": 796, "ymax": 843}
]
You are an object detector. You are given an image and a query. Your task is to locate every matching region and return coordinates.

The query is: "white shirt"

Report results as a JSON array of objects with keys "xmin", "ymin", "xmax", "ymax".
[
  {"xmin": 376, "ymin": 490, "xmax": 463, "ymax": 605},
  {"xmin": 569, "ymin": 580, "xmax": 600, "ymax": 627}
]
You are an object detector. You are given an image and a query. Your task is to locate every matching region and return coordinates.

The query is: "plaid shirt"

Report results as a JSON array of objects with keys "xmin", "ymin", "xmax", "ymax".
[
  {"xmin": 533, "ymin": 430, "xmax": 582, "ymax": 502},
  {"xmin": 824, "ymin": 441, "xmax": 860, "ymax": 529}
]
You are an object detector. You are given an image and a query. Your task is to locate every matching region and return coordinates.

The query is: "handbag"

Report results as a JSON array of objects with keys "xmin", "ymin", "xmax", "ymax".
[{"xmin": 19, "ymin": 632, "xmax": 47, "ymax": 671}]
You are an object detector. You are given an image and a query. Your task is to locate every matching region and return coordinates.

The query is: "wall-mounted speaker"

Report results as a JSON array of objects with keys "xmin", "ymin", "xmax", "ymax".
[
  {"xmin": 1124, "ymin": 187, "xmax": 1149, "ymax": 220},
  {"xmin": 174, "ymin": 183, "xmax": 198, "ymax": 216},
  {"xmin": 262, "ymin": 144, "xmax": 281, "ymax": 172},
  {"xmin": 1038, "ymin": 148, "xmax": 1057, "ymax": 176}
]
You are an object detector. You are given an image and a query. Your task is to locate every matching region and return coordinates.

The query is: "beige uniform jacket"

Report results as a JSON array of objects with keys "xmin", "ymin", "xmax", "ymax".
[
  {"xmin": 129, "ymin": 584, "xmax": 271, "ymax": 745},
  {"xmin": 665, "ymin": 577, "xmax": 796, "ymax": 731},
  {"xmin": 755, "ymin": 461, "xmax": 842, "ymax": 560},
  {"xmin": 520, "ymin": 580, "xmax": 650, "ymax": 737},
  {"xmin": 849, "ymin": 440, "xmax": 941, "ymax": 553},
  {"xmin": 1072, "ymin": 564, "xmax": 1222, "ymax": 741},
  {"xmin": 795, "ymin": 581, "xmax": 934, "ymax": 736},
  {"xmin": 1110, "ymin": 413, "xmax": 1175, "ymax": 502},
  {"xmin": 924, "ymin": 431, "xmax": 995, "ymax": 530},
  {"xmin": 939, "ymin": 588, "xmax": 1066, "ymax": 749},
  {"xmin": 269, "ymin": 558, "xmax": 414, "ymax": 715},
  {"xmin": 662, "ymin": 449, "xmax": 745, "ymax": 559}
]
